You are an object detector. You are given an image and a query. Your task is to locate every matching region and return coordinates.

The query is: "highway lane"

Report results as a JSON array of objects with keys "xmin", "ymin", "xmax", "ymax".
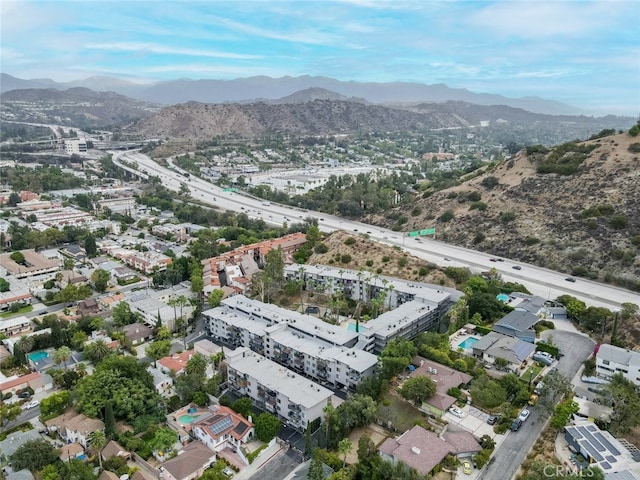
[{"xmin": 113, "ymin": 151, "xmax": 640, "ymax": 310}]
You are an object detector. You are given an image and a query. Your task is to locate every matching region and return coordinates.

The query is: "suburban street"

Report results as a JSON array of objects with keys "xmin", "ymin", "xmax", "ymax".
[
  {"xmin": 479, "ymin": 330, "xmax": 596, "ymax": 480},
  {"xmin": 113, "ymin": 150, "xmax": 640, "ymax": 311}
]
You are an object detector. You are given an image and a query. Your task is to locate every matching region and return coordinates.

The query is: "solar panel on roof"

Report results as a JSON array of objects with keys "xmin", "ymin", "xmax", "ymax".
[
  {"xmin": 605, "ymin": 455, "xmax": 617, "ymax": 463},
  {"xmin": 579, "ymin": 426, "xmax": 605, "ymax": 452},
  {"xmin": 569, "ymin": 427, "xmax": 583, "ymax": 439},
  {"xmin": 600, "ymin": 462, "xmax": 611, "ymax": 470},
  {"xmin": 580, "ymin": 440, "xmax": 604, "ymax": 462},
  {"xmin": 234, "ymin": 423, "xmax": 247, "ymax": 435},
  {"xmin": 594, "ymin": 432, "xmax": 621, "ymax": 455},
  {"xmin": 210, "ymin": 417, "xmax": 234, "ymax": 435},
  {"xmin": 587, "ymin": 425, "xmax": 597, "ymax": 432}
]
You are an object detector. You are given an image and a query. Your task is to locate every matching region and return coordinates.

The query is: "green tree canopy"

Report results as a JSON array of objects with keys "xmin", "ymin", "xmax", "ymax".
[
  {"xmin": 254, "ymin": 412, "xmax": 280, "ymax": 442},
  {"xmin": 10, "ymin": 439, "xmax": 59, "ymax": 472},
  {"xmin": 399, "ymin": 376, "xmax": 437, "ymax": 406}
]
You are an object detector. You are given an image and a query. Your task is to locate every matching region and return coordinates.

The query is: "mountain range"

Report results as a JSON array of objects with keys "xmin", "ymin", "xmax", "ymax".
[{"xmin": 1, "ymin": 73, "xmax": 584, "ymax": 115}]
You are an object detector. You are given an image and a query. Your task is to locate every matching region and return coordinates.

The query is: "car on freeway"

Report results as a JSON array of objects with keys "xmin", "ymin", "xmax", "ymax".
[
  {"xmin": 444, "ymin": 257, "xmax": 451, "ymax": 261},
  {"xmin": 449, "ymin": 407, "xmax": 465, "ymax": 418},
  {"xmin": 366, "ymin": 231, "xmax": 372, "ymax": 234},
  {"xmin": 565, "ymin": 277, "xmax": 576, "ymax": 282},
  {"xmin": 511, "ymin": 419, "xmax": 523, "ymax": 431},
  {"xmin": 489, "ymin": 258, "xmax": 497, "ymax": 262},
  {"xmin": 25, "ymin": 400, "xmax": 39, "ymax": 410},
  {"xmin": 462, "ymin": 460, "xmax": 472, "ymax": 475},
  {"xmin": 487, "ymin": 415, "xmax": 498, "ymax": 425},
  {"xmin": 512, "ymin": 265, "xmax": 522, "ymax": 270},
  {"xmin": 496, "ymin": 258, "xmax": 504, "ymax": 262},
  {"xmin": 518, "ymin": 409, "xmax": 531, "ymax": 422}
]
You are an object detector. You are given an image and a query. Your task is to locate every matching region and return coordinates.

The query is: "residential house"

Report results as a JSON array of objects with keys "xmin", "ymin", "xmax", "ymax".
[
  {"xmin": 98, "ymin": 471, "xmax": 120, "ymax": 480},
  {"xmin": 61, "ymin": 244, "xmax": 87, "ymax": 262},
  {"xmin": 59, "ymin": 442, "xmax": 85, "ymax": 462},
  {"xmin": 0, "ymin": 315, "xmax": 31, "ymax": 336},
  {"xmin": 0, "ymin": 278, "xmax": 32, "ymax": 313},
  {"xmin": 191, "ymin": 405, "xmax": 254, "ymax": 461},
  {"xmin": 6, "ymin": 470, "xmax": 35, "ymax": 480},
  {"xmin": 0, "ymin": 429, "xmax": 41, "ymax": 465},
  {"xmin": 492, "ymin": 310, "xmax": 540, "ymax": 343},
  {"xmin": 45, "ymin": 410, "xmax": 105, "ymax": 448},
  {"xmin": 0, "ymin": 371, "xmax": 51, "ymax": 397},
  {"xmin": 595, "ymin": 344, "xmax": 640, "ymax": 386},
  {"xmin": 406, "ymin": 357, "xmax": 472, "ymax": 416},
  {"xmin": 471, "ymin": 332, "xmax": 536, "ymax": 371},
  {"xmin": 159, "ymin": 440, "xmax": 216, "ymax": 480},
  {"xmin": 158, "ymin": 350, "xmax": 195, "ymax": 376},
  {"xmin": 77, "ymin": 298, "xmax": 100, "ymax": 316},
  {"xmin": 100, "ymin": 440, "xmax": 130, "ymax": 463},
  {"xmin": 379, "ymin": 425, "xmax": 481, "ymax": 476},
  {"xmin": 122, "ymin": 322, "xmax": 155, "ymax": 345}
]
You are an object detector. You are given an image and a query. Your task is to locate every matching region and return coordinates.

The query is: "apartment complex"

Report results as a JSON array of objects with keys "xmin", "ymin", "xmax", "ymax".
[
  {"xmin": 202, "ymin": 295, "xmax": 377, "ymax": 390},
  {"xmin": 596, "ymin": 344, "xmax": 640, "ymax": 385},
  {"xmin": 225, "ymin": 347, "xmax": 333, "ymax": 431},
  {"xmin": 284, "ymin": 264, "xmax": 455, "ymax": 353}
]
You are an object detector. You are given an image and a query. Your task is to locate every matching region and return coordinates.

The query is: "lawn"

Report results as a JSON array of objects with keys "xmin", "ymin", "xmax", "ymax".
[
  {"xmin": 377, "ymin": 391, "xmax": 425, "ymax": 433},
  {"xmin": 1, "ymin": 305, "xmax": 33, "ymax": 318}
]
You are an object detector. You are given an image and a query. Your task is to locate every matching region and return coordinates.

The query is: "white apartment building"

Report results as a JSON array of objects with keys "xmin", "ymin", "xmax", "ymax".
[
  {"xmin": 63, "ymin": 139, "xmax": 88, "ymax": 155},
  {"xmin": 284, "ymin": 264, "xmax": 454, "ymax": 353},
  {"xmin": 225, "ymin": 347, "xmax": 333, "ymax": 431},
  {"xmin": 202, "ymin": 295, "xmax": 378, "ymax": 390},
  {"xmin": 596, "ymin": 344, "xmax": 640, "ymax": 385}
]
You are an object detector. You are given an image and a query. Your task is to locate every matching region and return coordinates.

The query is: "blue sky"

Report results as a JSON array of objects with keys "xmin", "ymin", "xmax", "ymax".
[{"xmin": 2, "ymin": 0, "xmax": 639, "ymax": 114}]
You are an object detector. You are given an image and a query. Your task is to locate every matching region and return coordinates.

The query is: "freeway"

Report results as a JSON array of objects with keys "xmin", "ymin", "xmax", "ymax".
[{"xmin": 112, "ymin": 151, "xmax": 640, "ymax": 310}]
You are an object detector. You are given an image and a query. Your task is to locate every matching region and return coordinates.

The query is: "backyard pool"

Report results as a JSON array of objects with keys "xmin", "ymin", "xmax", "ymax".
[
  {"xmin": 347, "ymin": 322, "xmax": 359, "ymax": 332},
  {"xmin": 459, "ymin": 337, "xmax": 479, "ymax": 349},
  {"xmin": 28, "ymin": 351, "xmax": 49, "ymax": 363},
  {"xmin": 178, "ymin": 414, "xmax": 198, "ymax": 424}
]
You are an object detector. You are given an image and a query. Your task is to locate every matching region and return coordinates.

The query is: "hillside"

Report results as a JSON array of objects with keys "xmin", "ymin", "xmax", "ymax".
[
  {"xmin": 366, "ymin": 132, "xmax": 640, "ymax": 290},
  {"xmin": 129, "ymin": 98, "xmax": 632, "ymax": 142},
  {"xmin": 0, "ymin": 87, "xmax": 160, "ymax": 127}
]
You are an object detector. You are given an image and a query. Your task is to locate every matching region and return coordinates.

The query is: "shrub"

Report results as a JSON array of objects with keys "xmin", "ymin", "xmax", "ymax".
[
  {"xmin": 467, "ymin": 191, "xmax": 482, "ymax": 202},
  {"xmin": 365, "ymin": 260, "xmax": 374, "ymax": 267},
  {"xmin": 381, "ymin": 256, "xmax": 390, "ymax": 263},
  {"xmin": 473, "ymin": 233, "xmax": 485, "ymax": 244},
  {"xmin": 481, "ymin": 176, "xmax": 499, "ymax": 189},
  {"xmin": 610, "ymin": 215, "xmax": 628, "ymax": 229},
  {"xmin": 525, "ymin": 237, "xmax": 540, "ymax": 245},
  {"xmin": 344, "ymin": 237, "xmax": 356, "ymax": 246},
  {"xmin": 376, "ymin": 267, "xmax": 383, "ymax": 274},
  {"xmin": 628, "ymin": 143, "xmax": 640, "ymax": 153},
  {"xmin": 500, "ymin": 211, "xmax": 516, "ymax": 223},
  {"xmin": 439, "ymin": 209, "xmax": 455, "ymax": 222},
  {"xmin": 340, "ymin": 254, "xmax": 352, "ymax": 264},
  {"xmin": 411, "ymin": 207, "xmax": 422, "ymax": 216},
  {"xmin": 397, "ymin": 257, "xmax": 408, "ymax": 268},
  {"xmin": 313, "ymin": 243, "xmax": 329, "ymax": 254},
  {"xmin": 469, "ymin": 201, "xmax": 488, "ymax": 211},
  {"xmin": 418, "ymin": 267, "xmax": 428, "ymax": 276},
  {"xmin": 629, "ymin": 123, "xmax": 640, "ymax": 137}
]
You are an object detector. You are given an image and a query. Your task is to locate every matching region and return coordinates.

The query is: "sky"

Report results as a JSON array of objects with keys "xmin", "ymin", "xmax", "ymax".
[{"xmin": 1, "ymin": 0, "xmax": 639, "ymax": 115}]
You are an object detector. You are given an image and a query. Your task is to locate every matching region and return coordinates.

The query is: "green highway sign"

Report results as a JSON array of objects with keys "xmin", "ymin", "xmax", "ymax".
[
  {"xmin": 420, "ymin": 228, "xmax": 436, "ymax": 236},
  {"xmin": 408, "ymin": 231, "xmax": 419, "ymax": 237}
]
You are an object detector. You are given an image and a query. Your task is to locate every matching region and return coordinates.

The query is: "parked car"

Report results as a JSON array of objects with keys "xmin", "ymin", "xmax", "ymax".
[
  {"xmin": 462, "ymin": 460, "xmax": 472, "ymax": 475},
  {"xmin": 511, "ymin": 419, "xmax": 523, "ymax": 431},
  {"xmin": 25, "ymin": 400, "xmax": 39, "ymax": 410},
  {"xmin": 487, "ymin": 415, "xmax": 498, "ymax": 425},
  {"xmin": 518, "ymin": 409, "xmax": 531, "ymax": 422},
  {"xmin": 18, "ymin": 392, "xmax": 31, "ymax": 399},
  {"xmin": 222, "ymin": 467, "xmax": 234, "ymax": 478},
  {"xmin": 533, "ymin": 352, "xmax": 554, "ymax": 366},
  {"xmin": 449, "ymin": 407, "xmax": 465, "ymax": 418},
  {"xmin": 565, "ymin": 277, "xmax": 576, "ymax": 282},
  {"xmin": 528, "ymin": 394, "xmax": 539, "ymax": 406}
]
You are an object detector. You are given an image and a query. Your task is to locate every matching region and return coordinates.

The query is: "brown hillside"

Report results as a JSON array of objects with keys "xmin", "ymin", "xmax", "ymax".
[
  {"xmin": 367, "ymin": 132, "xmax": 640, "ymax": 288},
  {"xmin": 309, "ymin": 230, "xmax": 454, "ymax": 287}
]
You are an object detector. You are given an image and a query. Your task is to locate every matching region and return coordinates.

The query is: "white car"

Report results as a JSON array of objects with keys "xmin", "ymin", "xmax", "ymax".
[
  {"xmin": 518, "ymin": 409, "xmax": 531, "ymax": 422},
  {"xmin": 449, "ymin": 407, "xmax": 465, "ymax": 418},
  {"xmin": 25, "ymin": 400, "xmax": 39, "ymax": 410}
]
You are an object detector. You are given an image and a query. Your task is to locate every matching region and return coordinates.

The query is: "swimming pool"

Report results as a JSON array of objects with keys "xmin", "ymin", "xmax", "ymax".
[
  {"xmin": 178, "ymin": 414, "xmax": 198, "ymax": 424},
  {"xmin": 28, "ymin": 351, "xmax": 49, "ymax": 363},
  {"xmin": 347, "ymin": 322, "xmax": 359, "ymax": 332},
  {"xmin": 459, "ymin": 337, "xmax": 479, "ymax": 349}
]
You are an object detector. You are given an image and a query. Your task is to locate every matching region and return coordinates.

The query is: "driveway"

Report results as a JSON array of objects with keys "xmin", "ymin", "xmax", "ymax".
[{"xmin": 479, "ymin": 330, "xmax": 595, "ymax": 480}]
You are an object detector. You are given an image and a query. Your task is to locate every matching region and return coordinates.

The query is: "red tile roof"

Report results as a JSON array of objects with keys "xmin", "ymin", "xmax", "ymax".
[
  {"xmin": 0, "ymin": 372, "xmax": 40, "ymax": 392},
  {"xmin": 158, "ymin": 350, "xmax": 194, "ymax": 373}
]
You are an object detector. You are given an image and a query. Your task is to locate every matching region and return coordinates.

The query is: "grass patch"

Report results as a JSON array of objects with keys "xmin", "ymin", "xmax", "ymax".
[
  {"xmin": 377, "ymin": 392, "xmax": 424, "ymax": 432},
  {"xmin": 245, "ymin": 443, "xmax": 268, "ymax": 464},
  {"xmin": 522, "ymin": 363, "xmax": 544, "ymax": 385},
  {"xmin": 1, "ymin": 305, "xmax": 33, "ymax": 318}
]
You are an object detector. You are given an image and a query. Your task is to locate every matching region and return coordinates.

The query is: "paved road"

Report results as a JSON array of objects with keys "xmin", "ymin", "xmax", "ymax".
[
  {"xmin": 479, "ymin": 331, "xmax": 595, "ymax": 480},
  {"xmin": 113, "ymin": 150, "xmax": 640, "ymax": 311},
  {"xmin": 247, "ymin": 448, "xmax": 300, "ymax": 480}
]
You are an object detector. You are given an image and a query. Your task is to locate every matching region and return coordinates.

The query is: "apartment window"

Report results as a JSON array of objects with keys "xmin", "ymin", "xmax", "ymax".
[
  {"xmin": 277, "ymin": 398, "xmax": 281, "ymax": 403},
  {"xmin": 603, "ymin": 360, "xmax": 610, "ymax": 365}
]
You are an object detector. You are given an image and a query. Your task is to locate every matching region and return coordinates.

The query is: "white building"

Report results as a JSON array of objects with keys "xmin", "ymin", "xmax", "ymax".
[
  {"xmin": 202, "ymin": 295, "xmax": 378, "ymax": 389},
  {"xmin": 63, "ymin": 139, "xmax": 87, "ymax": 155},
  {"xmin": 225, "ymin": 347, "xmax": 333, "ymax": 431},
  {"xmin": 596, "ymin": 344, "xmax": 640, "ymax": 385}
]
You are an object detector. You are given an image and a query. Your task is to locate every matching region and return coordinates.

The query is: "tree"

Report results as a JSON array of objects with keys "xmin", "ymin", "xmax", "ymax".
[
  {"xmin": 602, "ymin": 373, "xmax": 640, "ymax": 434},
  {"xmin": 53, "ymin": 345, "xmax": 72, "ymax": 370},
  {"xmin": 551, "ymin": 399, "xmax": 579, "ymax": 429},
  {"xmin": 254, "ymin": 412, "xmax": 280, "ymax": 442},
  {"xmin": 233, "ymin": 398, "xmax": 253, "ymax": 418},
  {"xmin": 208, "ymin": 289, "xmax": 224, "ymax": 307},
  {"xmin": 7, "ymin": 192, "xmax": 21, "ymax": 207},
  {"xmin": 112, "ymin": 301, "xmax": 139, "ymax": 327},
  {"xmin": 146, "ymin": 339, "xmax": 171, "ymax": 368},
  {"xmin": 10, "ymin": 251, "xmax": 25, "ymax": 265},
  {"xmin": 539, "ymin": 370, "xmax": 572, "ymax": 413},
  {"xmin": 338, "ymin": 438, "xmax": 353, "ymax": 469},
  {"xmin": 39, "ymin": 391, "xmax": 71, "ymax": 418},
  {"xmin": 380, "ymin": 338, "xmax": 417, "ymax": 379},
  {"xmin": 186, "ymin": 352, "xmax": 208, "ymax": 380},
  {"xmin": 150, "ymin": 427, "xmax": 177, "ymax": 456},
  {"xmin": 0, "ymin": 403, "xmax": 22, "ymax": 428},
  {"xmin": 104, "ymin": 401, "xmax": 116, "ymax": 439},
  {"xmin": 85, "ymin": 339, "xmax": 113, "ymax": 364},
  {"xmin": 0, "ymin": 277, "xmax": 9, "ymax": 292},
  {"xmin": 307, "ymin": 455, "xmax": 324, "ymax": 480},
  {"xmin": 89, "ymin": 430, "xmax": 106, "ymax": 468},
  {"xmin": 400, "ymin": 376, "xmax": 437, "ymax": 406},
  {"xmin": 84, "ymin": 233, "xmax": 97, "ymax": 256},
  {"xmin": 306, "ymin": 225, "xmax": 321, "ymax": 247},
  {"xmin": 10, "ymin": 438, "xmax": 59, "ymax": 472},
  {"xmin": 264, "ymin": 247, "xmax": 285, "ymax": 288},
  {"xmin": 337, "ymin": 394, "xmax": 377, "ymax": 430},
  {"xmin": 91, "ymin": 269, "xmax": 110, "ymax": 293}
]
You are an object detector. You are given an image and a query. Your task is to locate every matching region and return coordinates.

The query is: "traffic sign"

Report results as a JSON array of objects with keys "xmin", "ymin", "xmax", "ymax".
[
  {"xmin": 420, "ymin": 228, "xmax": 436, "ymax": 236},
  {"xmin": 408, "ymin": 231, "xmax": 419, "ymax": 237}
]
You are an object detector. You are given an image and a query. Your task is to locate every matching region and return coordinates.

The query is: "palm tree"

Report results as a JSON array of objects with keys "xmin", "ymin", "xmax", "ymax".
[
  {"xmin": 85, "ymin": 340, "xmax": 111, "ymax": 364},
  {"xmin": 89, "ymin": 430, "xmax": 106, "ymax": 469},
  {"xmin": 338, "ymin": 438, "xmax": 352, "ymax": 468},
  {"xmin": 53, "ymin": 346, "xmax": 72, "ymax": 370},
  {"xmin": 16, "ymin": 335, "xmax": 35, "ymax": 365},
  {"xmin": 167, "ymin": 297, "xmax": 179, "ymax": 332}
]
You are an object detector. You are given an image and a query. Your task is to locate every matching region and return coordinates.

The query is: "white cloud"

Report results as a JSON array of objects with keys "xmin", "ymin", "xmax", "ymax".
[{"xmin": 84, "ymin": 42, "xmax": 262, "ymax": 60}]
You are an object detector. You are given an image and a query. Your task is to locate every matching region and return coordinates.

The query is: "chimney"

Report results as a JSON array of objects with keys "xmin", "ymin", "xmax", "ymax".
[{"xmin": 411, "ymin": 446, "xmax": 420, "ymax": 455}]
